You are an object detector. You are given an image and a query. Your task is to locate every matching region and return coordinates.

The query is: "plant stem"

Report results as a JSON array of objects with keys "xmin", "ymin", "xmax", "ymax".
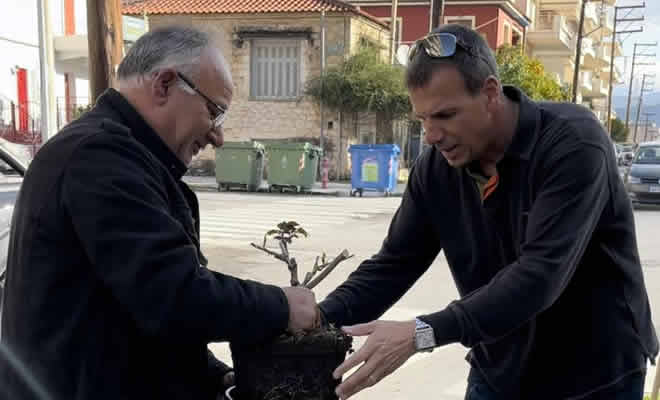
[{"xmin": 305, "ymin": 249, "xmax": 353, "ymax": 289}]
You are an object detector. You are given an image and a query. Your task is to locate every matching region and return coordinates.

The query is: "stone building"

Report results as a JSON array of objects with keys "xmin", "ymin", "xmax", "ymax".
[{"xmin": 123, "ymin": 0, "xmax": 391, "ymax": 178}]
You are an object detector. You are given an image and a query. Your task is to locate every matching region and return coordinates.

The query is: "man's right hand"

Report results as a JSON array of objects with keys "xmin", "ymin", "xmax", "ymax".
[{"xmin": 282, "ymin": 287, "xmax": 318, "ymax": 332}]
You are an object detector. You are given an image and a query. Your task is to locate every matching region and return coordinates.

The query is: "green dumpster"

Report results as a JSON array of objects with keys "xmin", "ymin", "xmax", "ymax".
[
  {"xmin": 265, "ymin": 142, "xmax": 322, "ymax": 192},
  {"xmin": 215, "ymin": 141, "xmax": 265, "ymax": 192}
]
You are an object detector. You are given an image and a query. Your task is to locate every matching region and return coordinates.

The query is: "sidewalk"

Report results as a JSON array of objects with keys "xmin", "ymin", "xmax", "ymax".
[{"xmin": 182, "ymin": 176, "xmax": 406, "ymax": 197}]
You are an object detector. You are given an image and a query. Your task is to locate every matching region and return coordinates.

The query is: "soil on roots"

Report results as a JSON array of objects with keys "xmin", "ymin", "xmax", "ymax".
[{"xmin": 230, "ymin": 326, "xmax": 353, "ymax": 400}]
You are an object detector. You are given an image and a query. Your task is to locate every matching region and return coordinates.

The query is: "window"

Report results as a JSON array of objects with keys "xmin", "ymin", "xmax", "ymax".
[
  {"xmin": 512, "ymin": 27, "xmax": 522, "ymax": 46},
  {"xmin": 503, "ymin": 23, "xmax": 511, "ymax": 45},
  {"xmin": 634, "ymin": 145, "xmax": 660, "ymax": 164},
  {"xmin": 444, "ymin": 16, "xmax": 475, "ymax": 28},
  {"xmin": 250, "ymin": 39, "xmax": 301, "ymax": 100}
]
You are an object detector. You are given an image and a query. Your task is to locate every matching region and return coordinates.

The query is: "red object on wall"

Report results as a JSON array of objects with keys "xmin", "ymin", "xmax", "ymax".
[
  {"xmin": 65, "ymin": 0, "xmax": 75, "ymax": 35},
  {"xmin": 16, "ymin": 68, "xmax": 28, "ymax": 132}
]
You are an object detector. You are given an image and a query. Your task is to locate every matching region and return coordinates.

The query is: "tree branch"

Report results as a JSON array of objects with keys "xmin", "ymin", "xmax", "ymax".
[
  {"xmin": 302, "ymin": 256, "xmax": 320, "ymax": 286},
  {"xmin": 305, "ymin": 249, "xmax": 353, "ymax": 290},
  {"xmin": 250, "ymin": 243, "xmax": 288, "ymax": 263},
  {"xmin": 288, "ymin": 257, "xmax": 300, "ymax": 287}
]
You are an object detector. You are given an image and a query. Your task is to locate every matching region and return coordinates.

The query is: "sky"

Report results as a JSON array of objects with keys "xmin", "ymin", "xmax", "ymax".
[{"xmin": 612, "ymin": 0, "xmax": 660, "ymax": 94}]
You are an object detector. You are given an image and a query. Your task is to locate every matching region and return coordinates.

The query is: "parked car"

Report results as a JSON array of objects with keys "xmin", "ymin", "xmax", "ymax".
[
  {"xmin": 0, "ymin": 138, "xmax": 28, "ymax": 306},
  {"xmin": 625, "ymin": 141, "xmax": 660, "ymax": 206},
  {"xmin": 613, "ymin": 142, "xmax": 622, "ymax": 161},
  {"xmin": 618, "ymin": 143, "xmax": 636, "ymax": 166}
]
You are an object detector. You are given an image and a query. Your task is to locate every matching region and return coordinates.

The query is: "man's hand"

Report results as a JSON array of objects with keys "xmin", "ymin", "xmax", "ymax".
[
  {"xmin": 333, "ymin": 320, "xmax": 416, "ymax": 400},
  {"xmin": 282, "ymin": 287, "xmax": 318, "ymax": 332}
]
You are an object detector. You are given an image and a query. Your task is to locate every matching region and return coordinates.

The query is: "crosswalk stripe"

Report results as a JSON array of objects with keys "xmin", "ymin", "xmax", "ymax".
[{"xmin": 198, "ymin": 194, "xmax": 400, "ymax": 249}]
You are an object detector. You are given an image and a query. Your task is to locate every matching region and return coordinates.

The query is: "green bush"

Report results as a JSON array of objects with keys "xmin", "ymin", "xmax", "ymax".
[{"xmin": 496, "ymin": 45, "xmax": 570, "ymax": 102}]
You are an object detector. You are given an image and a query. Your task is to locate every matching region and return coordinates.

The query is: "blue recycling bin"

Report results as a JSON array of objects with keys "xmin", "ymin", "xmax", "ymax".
[{"xmin": 348, "ymin": 144, "xmax": 400, "ymax": 197}]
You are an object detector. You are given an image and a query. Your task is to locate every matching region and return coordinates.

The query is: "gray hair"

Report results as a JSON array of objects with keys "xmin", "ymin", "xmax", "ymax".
[
  {"xmin": 406, "ymin": 24, "xmax": 499, "ymax": 95},
  {"xmin": 117, "ymin": 25, "xmax": 213, "ymax": 92}
]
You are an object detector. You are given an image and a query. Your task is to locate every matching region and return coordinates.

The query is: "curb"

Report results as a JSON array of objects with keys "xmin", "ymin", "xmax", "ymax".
[{"xmin": 186, "ymin": 184, "xmax": 404, "ymax": 198}]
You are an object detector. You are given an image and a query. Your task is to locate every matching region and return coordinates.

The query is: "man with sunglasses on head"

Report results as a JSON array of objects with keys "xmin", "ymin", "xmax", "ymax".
[
  {"xmin": 320, "ymin": 24, "xmax": 658, "ymax": 399},
  {"xmin": 0, "ymin": 26, "xmax": 319, "ymax": 400}
]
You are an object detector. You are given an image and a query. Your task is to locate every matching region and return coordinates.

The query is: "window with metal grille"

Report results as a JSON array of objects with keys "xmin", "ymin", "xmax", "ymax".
[{"xmin": 250, "ymin": 39, "xmax": 301, "ymax": 100}]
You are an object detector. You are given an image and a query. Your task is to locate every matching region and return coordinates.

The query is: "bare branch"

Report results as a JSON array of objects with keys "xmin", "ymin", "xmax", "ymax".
[
  {"xmin": 250, "ymin": 243, "xmax": 288, "ymax": 263},
  {"xmin": 305, "ymin": 250, "xmax": 353, "ymax": 290},
  {"xmin": 279, "ymin": 241, "xmax": 289, "ymax": 260},
  {"xmin": 288, "ymin": 257, "xmax": 300, "ymax": 287},
  {"xmin": 302, "ymin": 256, "xmax": 320, "ymax": 286},
  {"xmin": 302, "ymin": 272, "xmax": 313, "ymax": 286},
  {"xmin": 252, "ymin": 221, "xmax": 348, "ymax": 289}
]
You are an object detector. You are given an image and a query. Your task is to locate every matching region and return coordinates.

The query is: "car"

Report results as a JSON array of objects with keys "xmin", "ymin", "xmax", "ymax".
[
  {"xmin": 625, "ymin": 141, "xmax": 660, "ymax": 206},
  {"xmin": 613, "ymin": 142, "xmax": 622, "ymax": 160},
  {"xmin": 0, "ymin": 138, "xmax": 28, "ymax": 306},
  {"xmin": 618, "ymin": 143, "xmax": 636, "ymax": 166}
]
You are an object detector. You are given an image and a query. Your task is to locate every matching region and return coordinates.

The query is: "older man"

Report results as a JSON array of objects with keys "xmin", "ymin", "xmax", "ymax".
[{"xmin": 0, "ymin": 26, "xmax": 317, "ymax": 400}]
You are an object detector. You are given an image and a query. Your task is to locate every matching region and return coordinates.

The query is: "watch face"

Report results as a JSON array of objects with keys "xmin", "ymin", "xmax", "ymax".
[{"xmin": 416, "ymin": 329, "xmax": 436, "ymax": 350}]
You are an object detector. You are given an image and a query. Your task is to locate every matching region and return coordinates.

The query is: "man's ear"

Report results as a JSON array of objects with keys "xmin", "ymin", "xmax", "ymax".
[
  {"xmin": 482, "ymin": 76, "xmax": 501, "ymax": 112},
  {"xmin": 151, "ymin": 69, "xmax": 178, "ymax": 105}
]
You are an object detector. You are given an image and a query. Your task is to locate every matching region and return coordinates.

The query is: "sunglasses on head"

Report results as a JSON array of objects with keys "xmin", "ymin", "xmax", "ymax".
[{"xmin": 407, "ymin": 32, "xmax": 494, "ymax": 74}]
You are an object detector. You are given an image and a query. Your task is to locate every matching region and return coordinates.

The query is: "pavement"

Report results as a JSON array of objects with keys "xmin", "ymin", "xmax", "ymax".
[
  {"xmin": 182, "ymin": 175, "xmax": 407, "ymax": 197},
  {"xmin": 197, "ymin": 192, "xmax": 660, "ymax": 399}
]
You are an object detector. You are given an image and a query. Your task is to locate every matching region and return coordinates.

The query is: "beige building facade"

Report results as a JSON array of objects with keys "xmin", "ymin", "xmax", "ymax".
[{"xmin": 526, "ymin": 0, "xmax": 623, "ymax": 125}]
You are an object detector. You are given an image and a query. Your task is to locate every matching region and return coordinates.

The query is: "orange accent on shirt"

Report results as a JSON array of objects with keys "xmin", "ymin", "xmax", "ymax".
[{"xmin": 482, "ymin": 174, "xmax": 499, "ymax": 201}]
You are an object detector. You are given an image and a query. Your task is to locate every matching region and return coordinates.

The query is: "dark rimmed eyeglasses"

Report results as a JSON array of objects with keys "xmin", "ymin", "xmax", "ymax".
[
  {"xmin": 408, "ymin": 32, "xmax": 495, "ymax": 74},
  {"xmin": 176, "ymin": 72, "xmax": 228, "ymax": 129}
]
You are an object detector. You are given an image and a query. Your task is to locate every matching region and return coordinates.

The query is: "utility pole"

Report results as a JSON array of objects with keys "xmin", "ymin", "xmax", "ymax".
[
  {"xmin": 389, "ymin": 0, "xmax": 399, "ymax": 64},
  {"xmin": 642, "ymin": 112, "xmax": 655, "ymax": 142},
  {"xmin": 624, "ymin": 42, "xmax": 656, "ymax": 135},
  {"xmin": 87, "ymin": 0, "xmax": 123, "ymax": 102},
  {"xmin": 36, "ymin": 0, "xmax": 57, "ymax": 141},
  {"xmin": 606, "ymin": 4, "xmax": 644, "ymax": 135},
  {"xmin": 633, "ymin": 73, "xmax": 655, "ymax": 143},
  {"xmin": 572, "ymin": 0, "xmax": 589, "ymax": 103},
  {"xmin": 319, "ymin": 10, "xmax": 326, "ymax": 156},
  {"xmin": 430, "ymin": 0, "xmax": 444, "ymax": 30}
]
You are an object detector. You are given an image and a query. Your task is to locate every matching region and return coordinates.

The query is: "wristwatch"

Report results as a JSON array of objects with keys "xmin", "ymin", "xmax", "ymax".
[{"xmin": 414, "ymin": 318, "xmax": 436, "ymax": 353}]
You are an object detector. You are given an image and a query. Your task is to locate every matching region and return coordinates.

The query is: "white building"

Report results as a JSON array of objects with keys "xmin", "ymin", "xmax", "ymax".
[
  {"xmin": 1, "ymin": 0, "xmax": 146, "ymax": 142},
  {"xmin": 526, "ymin": 0, "xmax": 623, "ymax": 125}
]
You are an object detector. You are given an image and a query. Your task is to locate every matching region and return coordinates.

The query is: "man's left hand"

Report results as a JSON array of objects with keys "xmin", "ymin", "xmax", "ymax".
[{"xmin": 333, "ymin": 320, "xmax": 416, "ymax": 399}]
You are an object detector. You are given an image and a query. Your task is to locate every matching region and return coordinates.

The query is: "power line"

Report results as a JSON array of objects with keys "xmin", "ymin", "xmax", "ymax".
[{"xmin": 606, "ymin": 4, "xmax": 646, "ymax": 134}]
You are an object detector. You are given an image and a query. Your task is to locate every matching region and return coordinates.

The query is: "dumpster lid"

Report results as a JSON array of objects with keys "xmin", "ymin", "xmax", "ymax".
[
  {"xmin": 220, "ymin": 141, "xmax": 265, "ymax": 151},
  {"xmin": 349, "ymin": 144, "xmax": 400, "ymax": 154},
  {"xmin": 265, "ymin": 142, "xmax": 322, "ymax": 153}
]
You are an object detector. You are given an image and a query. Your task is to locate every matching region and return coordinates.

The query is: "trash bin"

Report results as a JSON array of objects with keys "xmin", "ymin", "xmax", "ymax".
[
  {"xmin": 265, "ymin": 142, "xmax": 322, "ymax": 192},
  {"xmin": 215, "ymin": 141, "xmax": 265, "ymax": 192},
  {"xmin": 348, "ymin": 144, "xmax": 400, "ymax": 197}
]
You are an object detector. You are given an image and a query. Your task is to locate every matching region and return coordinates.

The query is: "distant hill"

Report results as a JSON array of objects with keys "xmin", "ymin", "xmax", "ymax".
[
  {"xmin": 612, "ymin": 88, "xmax": 660, "ymax": 126},
  {"xmin": 615, "ymin": 103, "xmax": 660, "ymax": 126}
]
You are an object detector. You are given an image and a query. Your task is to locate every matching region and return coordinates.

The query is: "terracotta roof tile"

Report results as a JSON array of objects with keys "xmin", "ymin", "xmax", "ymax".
[{"xmin": 123, "ymin": 0, "xmax": 357, "ymax": 16}]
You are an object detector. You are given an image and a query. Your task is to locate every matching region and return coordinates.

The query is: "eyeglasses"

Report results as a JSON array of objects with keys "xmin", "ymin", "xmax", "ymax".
[
  {"xmin": 176, "ymin": 72, "xmax": 228, "ymax": 128},
  {"xmin": 407, "ymin": 32, "xmax": 494, "ymax": 74}
]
